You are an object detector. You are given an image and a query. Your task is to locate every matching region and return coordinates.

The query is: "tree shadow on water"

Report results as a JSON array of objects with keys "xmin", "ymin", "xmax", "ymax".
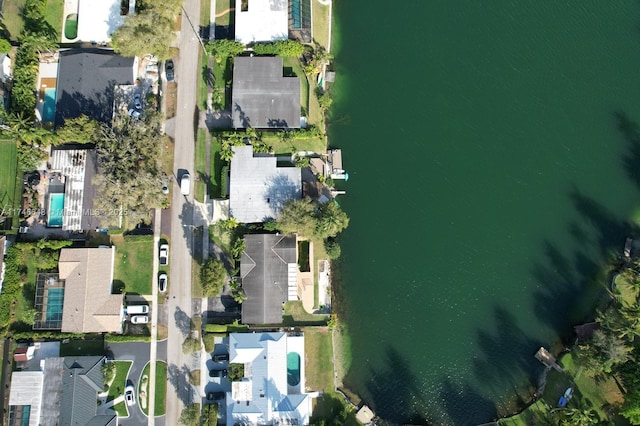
[
  {"xmin": 471, "ymin": 307, "xmax": 543, "ymax": 420},
  {"xmin": 438, "ymin": 378, "xmax": 497, "ymax": 426},
  {"xmin": 363, "ymin": 346, "xmax": 428, "ymax": 424}
]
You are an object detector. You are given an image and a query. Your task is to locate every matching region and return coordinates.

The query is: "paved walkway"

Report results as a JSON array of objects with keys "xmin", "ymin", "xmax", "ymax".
[{"xmin": 147, "ymin": 208, "xmax": 162, "ymax": 425}]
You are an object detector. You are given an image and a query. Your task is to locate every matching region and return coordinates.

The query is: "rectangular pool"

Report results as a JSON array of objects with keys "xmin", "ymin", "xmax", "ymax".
[
  {"xmin": 47, "ymin": 193, "xmax": 64, "ymax": 227},
  {"xmin": 45, "ymin": 287, "xmax": 64, "ymax": 323},
  {"xmin": 42, "ymin": 88, "xmax": 56, "ymax": 123}
]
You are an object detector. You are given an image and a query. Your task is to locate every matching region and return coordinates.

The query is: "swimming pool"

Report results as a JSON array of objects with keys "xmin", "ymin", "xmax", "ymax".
[
  {"xmin": 42, "ymin": 88, "xmax": 56, "ymax": 123},
  {"xmin": 45, "ymin": 287, "xmax": 64, "ymax": 323},
  {"xmin": 48, "ymin": 193, "xmax": 64, "ymax": 227},
  {"xmin": 287, "ymin": 352, "xmax": 300, "ymax": 386}
]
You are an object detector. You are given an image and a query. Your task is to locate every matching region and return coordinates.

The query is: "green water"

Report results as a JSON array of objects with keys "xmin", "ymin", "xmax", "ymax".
[{"xmin": 330, "ymin": 1, "xmax": 640, "ymax": 424}]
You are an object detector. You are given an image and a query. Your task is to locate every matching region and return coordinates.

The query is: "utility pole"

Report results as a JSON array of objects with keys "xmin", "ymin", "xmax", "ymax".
[{"xmin": 182, "ymin": 6, "xmax": 207, "ymax": 55}]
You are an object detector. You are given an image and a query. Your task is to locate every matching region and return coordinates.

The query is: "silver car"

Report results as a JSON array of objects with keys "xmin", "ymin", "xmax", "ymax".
[{"xmin": 125, "ymin": 385, "xmax": 136, "ymax": 406}]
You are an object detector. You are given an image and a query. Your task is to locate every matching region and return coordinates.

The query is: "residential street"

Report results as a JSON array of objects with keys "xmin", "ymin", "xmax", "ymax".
[{"xmin": 165, "ymin": 0, "xmax": 202, "ymax": 423}]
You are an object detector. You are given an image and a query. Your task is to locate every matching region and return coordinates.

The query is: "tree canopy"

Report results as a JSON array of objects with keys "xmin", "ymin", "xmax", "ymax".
[
  {"xmin": 275, "ymin": 198, "xmax": 349, "ymax": 240},
  {"xmin": 93, "ymin": 114, "xmax": 164, "ymax": 227},
  {"xmin": 111, "ymin": 1, "xmax": 180, "ymax": 59},
  {"xmin": 200, "ymin": 258, "xmax": 226, "ymax": 297},
  {"xmin": 205, "ymin": 40, "xmax": 244, "ymax": 62}
]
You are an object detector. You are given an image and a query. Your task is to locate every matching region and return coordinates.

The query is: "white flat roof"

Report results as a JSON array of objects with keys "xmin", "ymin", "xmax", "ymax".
[
  {"xmin": 235, "ymin": 0, "xmax": 289, "ymax": 44},
  {"xmin": 77, "ymin": 0, "xmax": 125, "ymax": 43},
  {"xmin": 9, "ymin": 371, "xmax": 43, "ymax": 426}
]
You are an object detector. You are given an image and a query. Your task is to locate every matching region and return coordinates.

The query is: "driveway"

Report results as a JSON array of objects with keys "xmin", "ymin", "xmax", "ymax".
[{"xmin": 105, "ymin": 341, "xmax": 151, "ymax": 426}]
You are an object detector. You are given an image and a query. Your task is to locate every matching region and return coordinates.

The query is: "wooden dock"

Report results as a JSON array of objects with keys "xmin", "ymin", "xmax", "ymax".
[{"xmin": 535, "ymin": 347, "xmax": 563, "ymax": 372}]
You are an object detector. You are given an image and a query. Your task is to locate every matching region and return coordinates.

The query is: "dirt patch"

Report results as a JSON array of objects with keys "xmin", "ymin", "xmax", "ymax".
[{"xmin": 165, "ymin": 82, "xmax": 177, "ymax": 119}]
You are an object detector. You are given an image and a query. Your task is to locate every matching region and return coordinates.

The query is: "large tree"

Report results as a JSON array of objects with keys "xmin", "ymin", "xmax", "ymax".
[
  {"xmin": 93, "ymin": 114, "xmax": 164, "ymax": 227},
  {"xmin": 111, "ymin": 9, "xmax": 177, "ymax": 59},
  {"xmin": 276, "ymin": 198, "xmax": 317, "ymax": 238},
  {"xmin": 205, "ymin": 40, "xmax": 244, "ymax": 62},
  {"xmin": 316, "ymin": 201, "xmax": 349, "ymax": 238}
]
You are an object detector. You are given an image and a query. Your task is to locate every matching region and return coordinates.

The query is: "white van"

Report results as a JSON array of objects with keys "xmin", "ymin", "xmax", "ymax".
[
  {"xmin": 126, "ymin": 304, "xmax": 149, "ymax": 315},
  {"xmin": 180, "ymin": 173, "xmax": 190, "ymax": 195}
]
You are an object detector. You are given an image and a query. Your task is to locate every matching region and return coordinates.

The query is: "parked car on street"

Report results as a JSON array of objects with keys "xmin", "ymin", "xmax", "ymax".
[
  {"xmin": 125, "ymin": 385, "xmax": 136, "ymax": 406},
  {"xmin": 180, "ymin": 173, "xmax": 190, "ymax": 196},
  {"xmin": 165, "ymin": 60, "xmax": 175, "ymax": 82},
  {"xmin": 159, "ymin": 244, "xmax": 169, "ymax": 265},
  {"xmin": 158, "ymin": 273, "xmax": 167, "ymax": 293}
]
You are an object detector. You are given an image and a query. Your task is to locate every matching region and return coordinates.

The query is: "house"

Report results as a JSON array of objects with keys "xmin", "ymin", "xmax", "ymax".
[
  {"xmin": 55, "ymin": 49, "xmax": 136, "ymax": 125},
  {"xmin": 229, "ymin": 145, "xmax": 301, "ymax": 223},
  {"xmin": 240, "ymin": 234, "xmax": 297, "ymax": 324},
  {"xmin": 8, "ymin": 356, "xmax": 116, "ymax": 426},
  {"xmin": 48, "ymin": 147, "xmax": 103, "ymax": 231},
  {"xmin": 226, "ymin": 332, "xmax": 312, "ymax": 425},
  {"xmin": 235, "ymin": 0, "xmax": 289, "ymax": 44},
  {"xmin": 33, "ymin": 247, "xmax": 123, "ymax": 333},
  {"xmin": 232, "ymin": 56, "xmax": 301, "ymax": 129}
]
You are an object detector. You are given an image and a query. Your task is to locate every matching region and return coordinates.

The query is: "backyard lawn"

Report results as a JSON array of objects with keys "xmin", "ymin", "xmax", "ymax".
[
  {"xmin": 0, "ymin": 140, "xmax": 19, "ymax": 230},
  {"xmin": 311, "ymin": 0, "xmax": 331, "ymax": 50},
  {"xmin": 283, "ymin": 57, "xmax": 310, "ymax": 117},
  {"xmin": 108, "ymin": 360, "xmax": 133, "ymax": 417},
  {"xmin": 303, "ymin": 327, "xmax": 333, "ymax": 392},
  {"xmin": 60, "ymin": 337, "xmax": 105, "ymax": 356},
  {"xmin": 261, "ymin": 134, "xmax": 326, "ymax": 155},
  {"xmin": 2, "ymin": 0, "xmax": 64, "ymax": 41},
  {"xmin": 112, "ymin": 235, "xmax": 153, "ymax": 295},
  {"xmin": 283, "ymin": 301, "xmax": 327, "ymax": 327}
]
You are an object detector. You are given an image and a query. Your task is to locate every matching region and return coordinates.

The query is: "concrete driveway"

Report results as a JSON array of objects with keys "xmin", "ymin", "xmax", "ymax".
[{"xmin": 105, "ymin": 341, "xmax": 150, "ymax": 426}]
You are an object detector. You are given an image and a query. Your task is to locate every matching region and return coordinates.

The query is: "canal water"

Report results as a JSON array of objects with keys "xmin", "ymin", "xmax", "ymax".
[{"xmin": 329, "ymin": 1, "xmax": 640, "ymax": 424}]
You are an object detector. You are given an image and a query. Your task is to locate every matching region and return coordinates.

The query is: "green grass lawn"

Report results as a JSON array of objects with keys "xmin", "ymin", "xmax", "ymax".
[
  {"xmin": 112, "ymin": 235, "xmax": 153, "ymax": 295},
  {"xmin": 209, "ymin": 137, "xmax": 224, "ymax": 198},
  {"xmin": 0, "ymin": 139, "xmax": 19, "ymax": 230},
  {"xmin": 195, "ymin": 129, "xmax": 207, "ymax": 202},
  {"xmin": 212, "ymin": 57, "xmax": 231, "ymax": 110},
  {"xmin": 614, "ymin": 273, "xmax": 637, "ymax": 307},
  {"xmin": 108, "ymin": 361, "xmax": 133, "ymax": 417},
  {"xmin": 261, "ymin": 134, "xmax": 326, "ymax": 155},
  {"xmin": 283, "ymin": 301, "xmax": 328, "ymax": 326},
  {"xmin": 498, "ymin": 399, "xmax": 553, "ymax": 425},
  {"xmin": 311, "ymin": 0, "xmax": 330, "ymax": 50},
  {"xmin": 60, "ymin": 337, "xmax": 105, "ymax": 356},
  {"xmin": 2, "ymin": 0, "xmax": 64, "ymax": 41},
  {"xmin": 215, "ymin": 0, "xmax": 234, "ymax": 27},
  {"xmin": 198, "ymin": 50, "xmax": 210, "ymax": 110},
  {"xmin": 139, "ymin": 361, "xmax": 167, "ymax": 416},
  {"xmin": 303, "ymin": 327, "xmax": 333, "ymax": 392}
]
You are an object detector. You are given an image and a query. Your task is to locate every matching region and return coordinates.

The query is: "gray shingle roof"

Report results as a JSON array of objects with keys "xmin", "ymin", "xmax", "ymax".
[
  {"xmin": 232, "ymin": 56, "xmax": 301, "ymax": 128},
  {"xmin": 229, "ymin": 145, "xmax": 302, "ymax": 223},
  {"xmin": 55, "ymin": 49, "xmax": 135, "ymax": 125},
  {"xmin": 40, "ymin": 356, "xmax": 115, "ymax": 426},
  {"xmin": 241, "ymin": 234, "xmax": 296, "ymax": 324}
]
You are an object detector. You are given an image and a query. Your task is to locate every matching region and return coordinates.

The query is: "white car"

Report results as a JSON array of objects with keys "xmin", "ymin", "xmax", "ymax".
[
  {"xmin": 125, "ymin": 385, "xmax": 136, "ymax": 406},
  {"xmin": 131, "ymin": 315, "xmax": 149, "ymax": 324},
  {"xmin": 180, "ymin": 173, "xmax": 190, "ymax": 195},
  {"xmin": 159, "ymin": 244, "xmax": 169, "ymax": 266},
  {"xmin": 158, "ymin": 273, "xmax": 167, "ymax": 293}
]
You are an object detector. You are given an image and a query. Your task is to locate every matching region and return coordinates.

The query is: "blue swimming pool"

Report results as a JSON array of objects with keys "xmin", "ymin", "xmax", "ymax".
[
  {"xmin": 287, "ymin": 352, "xmax": 300, "ymax": 386},
  {"xmin": 42, "ymin": 88, "xmax": 56, "ymax": 123},
  {"xmin": 45, "ymin": 287, "xmax": 64, "ymax": 323},
  {"xmin": 48, "ymin": 193, "xmax": 64, "ymax": 227}
]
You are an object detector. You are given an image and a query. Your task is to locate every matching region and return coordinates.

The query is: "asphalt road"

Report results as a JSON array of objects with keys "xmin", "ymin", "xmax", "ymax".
[
  {"xmin": 165, "ymin": 0, "xmax": 202, "ymax": 423},
  {"xmin": 106, "ymin": 341, "xmax": 151, "ymax": 426}
]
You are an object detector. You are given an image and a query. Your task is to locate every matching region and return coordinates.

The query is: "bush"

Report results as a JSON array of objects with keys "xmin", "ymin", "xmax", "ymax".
[
  {"xmin": 204, "ymin": 324, "xmax": 228, "ymax": 333},
  {"xmin": 203, "ymin": 333, "xmax": 216, "ymax": 352},
  {"xmin": 324, "ymin": 239, "xmax": 341, "ymax": 260},
  {"xmin": 182, "ymin": 336, "xmax": 201, "ymax": 354},
  {"xmin": 200, "ymin": 258, "xmax": 226, "ymax": 297},
  {"xmin": 252, "ymin": 40, "xmax": 306, "ymax": 57},
  {"xmin": 220, "ymin": 165, "xmax": 229, "ymax": 198},
  {"xmin": 228, "ymin": 363, "xmax": 244, "ymax": 381},
  {"xmin": 105, "ymin": 334, "xmax": 151, "ymax": 343}
]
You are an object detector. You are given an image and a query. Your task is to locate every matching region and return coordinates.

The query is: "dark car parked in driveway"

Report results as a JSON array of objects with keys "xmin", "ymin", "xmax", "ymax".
[
  {"xmin": 207, "ymin": 391, "xmax": 225, "ymax": 401},
  {"xmin": 212, "ymin": 353, "xmax": 228, "ymax": 362},
  {"xmin": 209, "ymin": 368, "xmax": 227, "ymax": 378}
]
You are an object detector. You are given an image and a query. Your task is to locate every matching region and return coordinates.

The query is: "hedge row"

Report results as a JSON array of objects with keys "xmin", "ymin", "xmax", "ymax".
[{"xmin": 105, "ymin": 333, "xmax": 151, "ymax": 343}]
